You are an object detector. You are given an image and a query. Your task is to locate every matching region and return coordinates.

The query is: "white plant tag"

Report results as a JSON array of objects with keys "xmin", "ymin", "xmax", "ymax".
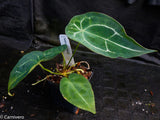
[{"xmin": 59, "ymin": 34, "xmax": 75, "ymax": 66}]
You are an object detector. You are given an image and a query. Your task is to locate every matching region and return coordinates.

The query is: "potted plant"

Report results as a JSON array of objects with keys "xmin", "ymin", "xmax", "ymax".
[{"xmin": 8, "ymin": 12, "xmax": 156, "ymax": 114}]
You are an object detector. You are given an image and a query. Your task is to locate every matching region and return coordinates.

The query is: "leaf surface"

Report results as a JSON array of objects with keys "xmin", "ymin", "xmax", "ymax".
[
  {"xmin": 8, "ymin": 45, "xmax": 67, "ymax": 95},
  {"xmin": 60, "ymin": 73, "xmax": 96, "ymax": 114},
  {"xmin": 65, "ymin": 12, "xmax": 156, "ymax": 58}
]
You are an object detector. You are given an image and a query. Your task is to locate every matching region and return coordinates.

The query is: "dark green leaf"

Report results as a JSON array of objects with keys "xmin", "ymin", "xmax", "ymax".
[
  {"xmin": 60, "ymin": 73, "xmax": 96, "ymax": 114},
  {"xmin": 65, "ymin": 12, "xmax": 156, "ymax": 58},
  {"xmin": 8, "ymin": 45, "xmax": 67, "ymax": 95}
]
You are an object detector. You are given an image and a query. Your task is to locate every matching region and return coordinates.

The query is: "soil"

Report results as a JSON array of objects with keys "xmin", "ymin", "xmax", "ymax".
[{"xmin": 46, "ymin": 62, "xmax": 92, "ymax": 84}]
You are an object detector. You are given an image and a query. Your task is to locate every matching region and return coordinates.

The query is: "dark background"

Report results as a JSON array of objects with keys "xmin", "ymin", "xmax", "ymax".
[
  {"xmin": 0, "ymin": 1, "xmax": 160, "ymax": 120},
  {"xmin": 0, "ymin": 0, "xmax": 160, "ymax": 51}
]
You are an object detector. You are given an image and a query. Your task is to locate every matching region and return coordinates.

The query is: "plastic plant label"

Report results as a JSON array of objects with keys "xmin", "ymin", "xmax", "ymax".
[{"xmin": 59, "ymin": 34, "xmax": 75, "ymax": 66}]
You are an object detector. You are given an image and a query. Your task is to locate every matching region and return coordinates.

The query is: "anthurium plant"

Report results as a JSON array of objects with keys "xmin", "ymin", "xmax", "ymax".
[{"xmin": 8, "ymin": 12, "xmax": 156, "ymax": 114}]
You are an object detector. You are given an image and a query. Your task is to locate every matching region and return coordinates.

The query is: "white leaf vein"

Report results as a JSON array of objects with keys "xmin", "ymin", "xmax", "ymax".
[{"xmin": 84, "ymin": 31, "xmax": 142, "ymax": 52}]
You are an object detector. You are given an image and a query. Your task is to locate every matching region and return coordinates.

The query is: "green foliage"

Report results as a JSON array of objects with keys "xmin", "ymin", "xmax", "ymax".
[
  {"xmin": 8, "ymin": 12, "xmax": 156, "ymax": 114},
  {"xmin": 60, "ymin": 73, "xmax": 96, "ymax": 114},
  {"xmin": 8, "ymin": 45, "xmax": 67, "ymax": 95},
  {"xmin": 65, "ymin": 12, "xmax": 156, "ymax": 58}
]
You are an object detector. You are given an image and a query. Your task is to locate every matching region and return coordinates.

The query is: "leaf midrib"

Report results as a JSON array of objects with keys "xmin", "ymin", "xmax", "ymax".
[
  {"xmin": 83, "ymin": 30, "xmax": 143, "ymax": 52},
  {"xmin": 72, "ymin": 21, "xmax": 144, "ymax": 52},
  {"xmin": 67, "ymin": 79, "xmax": 90, "ymax": 108},
  {"xmin": 9, "ymin": 60, "xmax": 42, "ymax": 91}
]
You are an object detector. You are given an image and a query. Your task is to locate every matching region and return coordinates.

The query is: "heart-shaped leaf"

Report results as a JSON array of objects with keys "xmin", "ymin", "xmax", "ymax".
[
  {"xmin": 60, "ymin": 73, "xmax": 96, "ymax": 114},
  {"xmin": 65, "ymin": 12, "xmax": 156, "ymax": 58},
  {"xmin": 8, "ymin": 45, "xmax": 67, "ymax": 96}
]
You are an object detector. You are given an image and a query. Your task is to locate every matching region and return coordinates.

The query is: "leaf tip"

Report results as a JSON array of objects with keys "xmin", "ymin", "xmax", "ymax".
[
  {"xmin": 92, "ymin": 110, "xmax": 96, "ymax": 114},
  {"xmin": 90, "ymin": 106, "xmax": 96, "ymax": 114},
  {"xmin": 8, "ymin": 91, "xmax": 15, "ymax": 97}
]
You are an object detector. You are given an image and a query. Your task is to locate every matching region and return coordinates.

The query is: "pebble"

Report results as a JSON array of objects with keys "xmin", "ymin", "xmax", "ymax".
[
  {"xmin": 10, "ymin": 106, "xmax": 14, "ymax": 110},
  {"xmin": 80, "ymin": 113, "xmax": 83, "ymax": 116},
  {"xmin": 144, "ymin": 89, "xmax": 147, "ymax": 92},
  {"xmin": 27, "ymin": 90, "xmax": 30, "ymax": 93},
  {"xmin": 20, "ymin": 51, "xmax": 24, "ymax": 54},
  {"xmin": 135, "ymin": 101, "xmax": 142, "ymax": 105},
  {"xmin": 2, "ymin": 96, "xmax": 7, "ymax": 100},
  {"xmin": 145, "ymin": 111, "xmax": 148, "ymax": 114},
  {"xmin": 0, "ymin": 103, "xmax": 5, "ymax": 108}
]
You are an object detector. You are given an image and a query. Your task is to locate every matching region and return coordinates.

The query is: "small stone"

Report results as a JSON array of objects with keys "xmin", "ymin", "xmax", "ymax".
[
  {"xmin": 20, "ymin": 51, "xmax": 24, "ymax": 54},
  {"xmin": 80, "ymin": 113, "xmax": 83, "ymax": 116},
  {"xmin": 10, "ymin": 106, "xmax": 14, "ymax": 110},
  {"xmin": 0, "ymin": 103, "xmax": 5, "ymax": 108},
  {"xmin": 2, "ymin": 96, "xmax": 7, "ymax": 100},
  {"xmin": 27, "ymin": 90, "xmax": 30, "ymax": 93},
  {"xmin": 145, "ymin": 111, "xmax": 148, "ymax": 114},
  {"xmin": 135, "ymin": 100, "xmax": 142, "ymax": 105},
  {"xmin": 151, "ymin": 103, "xmax": 155, "ymax": 107},
  {"xmin": 138, "ymin": 101, "xmax": 142, "ymax": 105},
  {"xmin": 144, "ymin": 89, "xmax": 147, "ymax": 92}
]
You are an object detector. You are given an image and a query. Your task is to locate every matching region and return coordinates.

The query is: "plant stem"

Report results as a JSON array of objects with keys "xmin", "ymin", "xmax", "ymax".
[
  {"xmin": 75, "ymin": 69, "xmax": 84, "ymax": 73},
  {"xmin": 62, "ymin": 52, "xmax": 66, "ymax": 70},
  {"xmin": 68, "ymin": 63, "xmax": 77, "ymax": 70},
  {"xmin": 32, "ymin": 75, "xmax": 53, "ymax": 86},
  {"xmin": 67, "ymin": 43, "xmax": 80, "ymax": 67},
  {"xmin": 39, "ymin": 63, "xmax": 62, "ymax": 75}
]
